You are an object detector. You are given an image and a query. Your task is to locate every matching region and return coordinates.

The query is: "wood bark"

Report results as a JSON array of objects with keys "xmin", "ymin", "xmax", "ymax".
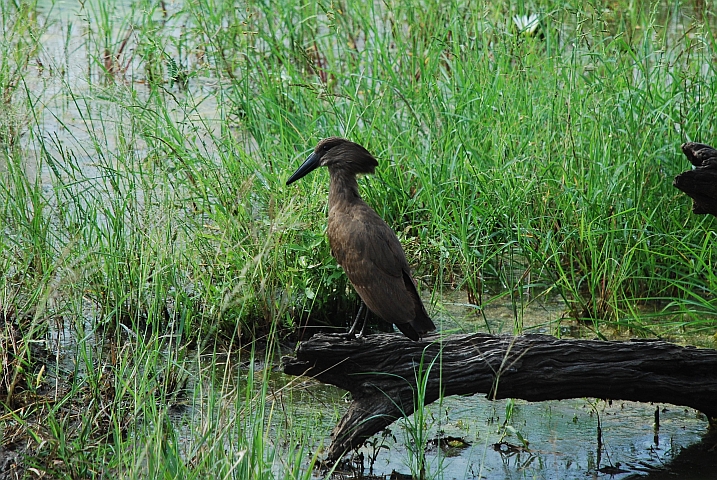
[
  {"xmin": 674, "ymin": 142, "xmax": 717, "ymax": 217},
  {"xmin": 282, "ymin": 332, "xmax": 717, "ymax": 462}
]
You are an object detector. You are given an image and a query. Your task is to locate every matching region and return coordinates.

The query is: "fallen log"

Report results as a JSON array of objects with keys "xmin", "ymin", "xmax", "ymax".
[
  {"xmin": 282, "ymin": 333, "xmax": 717, "ymax": 462},
  {"xmin": 674, "ymin": 142, "xmax": 717, "ymax": 217}
]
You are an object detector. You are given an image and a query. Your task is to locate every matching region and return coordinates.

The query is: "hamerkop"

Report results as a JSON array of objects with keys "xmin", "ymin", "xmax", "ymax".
[{"xmin": 286, "ymin": 137, "xmax": 436, "ymax": 341}]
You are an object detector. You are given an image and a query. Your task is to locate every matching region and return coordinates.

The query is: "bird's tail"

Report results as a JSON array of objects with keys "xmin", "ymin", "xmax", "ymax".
[
  {"xmin": 412, "ymin": 312, "xmax": 436, "ymax": 337},
  {"xmin": 395, "ymin": 312, "xmax": 435, "ymax": 341},
  {"xmin": 396, "ymin": 271, "xmax": 437, "ymax": 340}
]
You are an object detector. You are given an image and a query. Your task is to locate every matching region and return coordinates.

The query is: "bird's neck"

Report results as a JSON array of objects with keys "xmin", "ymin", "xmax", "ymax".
[{"xmin": 328, "ymin": 169, "xmax": 362, "ymax": 206}]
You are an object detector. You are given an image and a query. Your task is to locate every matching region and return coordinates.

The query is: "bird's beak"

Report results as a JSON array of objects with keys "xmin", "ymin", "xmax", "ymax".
[{"xmin": 286, "ymin": 152, "xmax": 320, "ymax": 185}]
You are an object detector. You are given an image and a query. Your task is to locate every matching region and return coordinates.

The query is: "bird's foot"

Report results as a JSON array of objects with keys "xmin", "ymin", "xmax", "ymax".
[
  {"xmin": 345, "ymin": 329, "xmax": 368, "ymax": 340},
  {"xmin": 346, "ymin": 302, "xmax": 367, "ymax": 340},
  {"xmin": 344, "ymin": 332, "xmax": 367, "ymax": 342}
]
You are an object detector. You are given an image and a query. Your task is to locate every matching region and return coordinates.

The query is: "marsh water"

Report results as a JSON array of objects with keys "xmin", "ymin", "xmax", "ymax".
[
  {"xmin": 44, "ymin": 289, "xmax": 714, "ymax": 479},
  {"xmin": 18, "ymin": 0, "xmax": 717, "ymax": 478},
  {"xmin": 262, "ymin": 290, "xmax": 714, "ymax": 479},
  {"xmin": 286, "ymin": 383, "xmax": 710, "ymax": 479}
]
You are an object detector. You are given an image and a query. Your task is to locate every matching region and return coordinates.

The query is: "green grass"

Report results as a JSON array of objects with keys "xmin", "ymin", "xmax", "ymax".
[{"xmin": 1, "ymin": 0, "xmax": 716, "ymax": 477}]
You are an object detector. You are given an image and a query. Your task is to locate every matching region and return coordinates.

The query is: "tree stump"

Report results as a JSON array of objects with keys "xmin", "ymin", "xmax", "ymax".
[
  {"xmin": 674, "ymin": 142, "xmax": 717, "ymax": 217},
  {"xmin": 282, "ymin": 333, "xmax": 717, "ymax": 462}
]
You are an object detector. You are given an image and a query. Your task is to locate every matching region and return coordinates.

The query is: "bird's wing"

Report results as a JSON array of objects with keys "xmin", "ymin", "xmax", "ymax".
[{"xmin": 328, "ymin": 208, "xmax": 417, "ymax": 325}]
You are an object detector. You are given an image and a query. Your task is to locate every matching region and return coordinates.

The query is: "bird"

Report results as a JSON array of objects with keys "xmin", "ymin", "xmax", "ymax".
[
  {"xmin": 286, "ymin": 137, "xmax": 436, "ymax": 341},
  {"xmin": 675, "ymin": 142, "xmax": 717, "ymax": 217}
]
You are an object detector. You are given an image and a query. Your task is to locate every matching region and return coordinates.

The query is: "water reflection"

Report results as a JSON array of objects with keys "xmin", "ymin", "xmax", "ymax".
[{"xmin": 317, "ymin": 393, "xmax": 709, "ymax": 479}]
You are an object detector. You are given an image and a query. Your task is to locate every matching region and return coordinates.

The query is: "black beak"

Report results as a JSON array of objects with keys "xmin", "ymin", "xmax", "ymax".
[{"xmin": 286, "ymin": 152, "xmax": 320, "ymax": 185}]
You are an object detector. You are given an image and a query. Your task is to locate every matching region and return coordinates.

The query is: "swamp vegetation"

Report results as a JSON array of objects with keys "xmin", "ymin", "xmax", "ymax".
[{"xmin": 0, "ymin": 0, "xmax": 716, "ymax": 478}]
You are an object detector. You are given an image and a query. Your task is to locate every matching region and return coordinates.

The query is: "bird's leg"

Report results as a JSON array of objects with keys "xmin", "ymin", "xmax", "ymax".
[
  {"xmin": 356, "ymin": 306, "xmax": 370, "ymax": 338},
  {"xmin": 346, "ymin": 302, "xmax": 365, "ymax": 338}
]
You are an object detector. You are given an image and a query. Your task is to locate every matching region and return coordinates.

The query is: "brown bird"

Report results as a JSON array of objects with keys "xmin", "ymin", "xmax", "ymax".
[
  {"xmin": 675, "ymin": 142, "xmax": 717, "ymax": 217},
  {"xmin": 286, "ymin": 137, "xmax": 436, "ymax": 341}
]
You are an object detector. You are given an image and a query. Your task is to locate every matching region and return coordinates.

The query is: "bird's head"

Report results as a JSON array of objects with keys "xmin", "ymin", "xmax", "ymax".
[{"xmin": 286, "ymin": 137, "xmax": 379, "ymax": 185}]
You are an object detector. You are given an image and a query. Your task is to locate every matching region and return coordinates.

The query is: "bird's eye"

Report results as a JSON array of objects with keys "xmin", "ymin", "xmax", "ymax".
[{"xmin": 322, "ymin": 145, "xmax": 330, "ymax": 151}]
